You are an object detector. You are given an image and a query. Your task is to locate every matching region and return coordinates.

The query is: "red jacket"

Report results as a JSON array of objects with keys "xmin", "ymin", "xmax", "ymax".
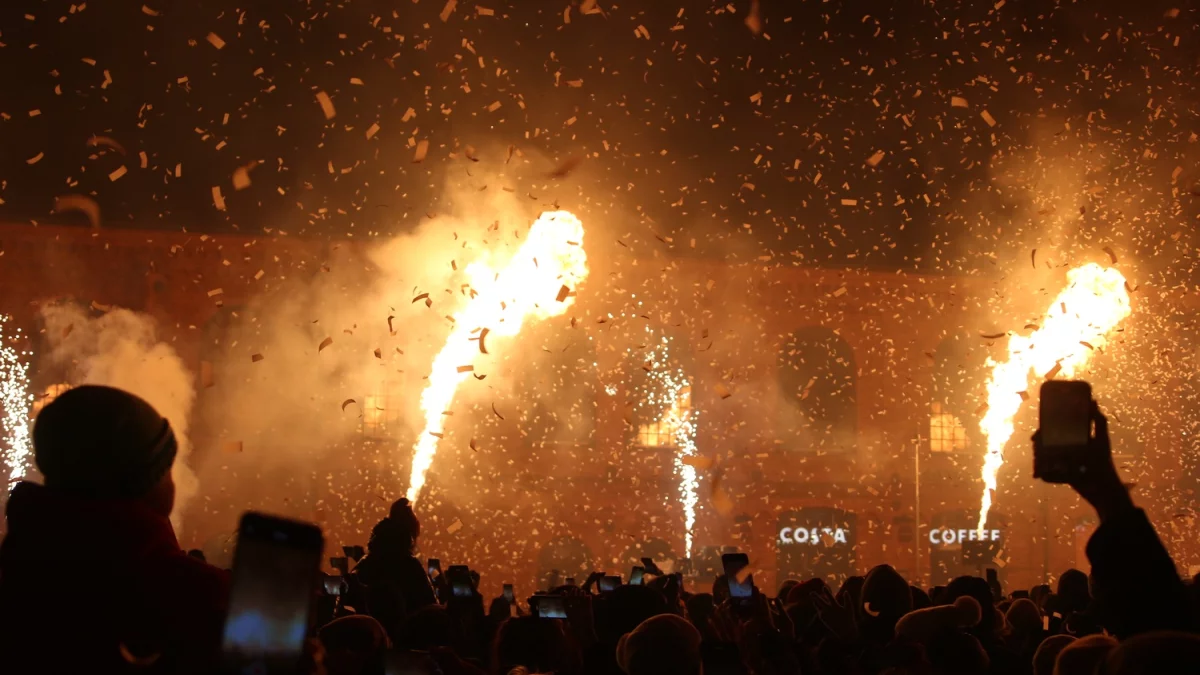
[{"xmin": 0, "ymin": 482, "xmax": 230, "ymax": 673}]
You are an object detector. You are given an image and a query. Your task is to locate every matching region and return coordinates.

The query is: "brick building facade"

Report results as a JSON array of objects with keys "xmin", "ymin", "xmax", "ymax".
[{"xmin": 0, "ymin": 221, "xmax": 1193, "ymax": 594}]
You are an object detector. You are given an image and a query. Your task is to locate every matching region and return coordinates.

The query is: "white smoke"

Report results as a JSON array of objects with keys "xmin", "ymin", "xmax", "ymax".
[{"xmin": 39, "ymin": 304, "xmax": 198, "ymax": 530}]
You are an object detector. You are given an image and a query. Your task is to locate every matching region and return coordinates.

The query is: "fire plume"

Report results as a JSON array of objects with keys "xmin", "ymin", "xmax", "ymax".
[
  {"xmin": 405, "ymin": 211, "xmax": 589, "ymax": 503},
  {"xmin": 977, "ymin": 263, "xmax": 1131, "ymax": 532}
]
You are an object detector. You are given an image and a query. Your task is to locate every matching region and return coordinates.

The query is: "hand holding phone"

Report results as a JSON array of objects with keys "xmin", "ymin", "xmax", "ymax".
[
  {"xmin": 1035, "ymin": 381, "xmax": 1093, "ymax": 483},
  {"xmin": 529, "ymin": 594, "xmax": 568, "ymax": 619},
  {"xmin": 630, "ymin": 566, "xmax": 646, "ymax": 586},
  {"xmin": 722, "ymin": 552, "xmax": 753, "ymax": 599},
  {"xmin": 221, "ymin": 512, "xmax": 324, "ymax": 674},
  {"xmin": 1034, "ymin": 383, "xmax": 1131, "ymax": 519},
  {"xmin": 599, "ymin": 575, "xmax": 622, "ymax": 592}
]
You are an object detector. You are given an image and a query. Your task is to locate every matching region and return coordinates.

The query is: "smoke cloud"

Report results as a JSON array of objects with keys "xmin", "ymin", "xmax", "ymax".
[{"xmin": 38, "ymin": 304, "xmax": 199, "ymax": 530}]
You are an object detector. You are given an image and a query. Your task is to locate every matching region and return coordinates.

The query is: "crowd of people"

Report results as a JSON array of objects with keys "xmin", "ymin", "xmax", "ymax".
[{"xmin": 2, "ymin": 385, "xmax": 1200, "ymax": 674}]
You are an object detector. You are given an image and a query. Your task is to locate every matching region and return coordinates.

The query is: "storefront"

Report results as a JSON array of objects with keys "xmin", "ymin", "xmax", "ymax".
[
  {"xmin": 927, "ymin": 510, "xmax": 1008, "ymax": 585},
  {"xmin": 776, "ymin": 507, "xmax": 857, "ymax": 586}
]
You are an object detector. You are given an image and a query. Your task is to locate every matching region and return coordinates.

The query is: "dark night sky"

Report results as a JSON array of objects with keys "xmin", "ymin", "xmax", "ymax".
[{"xmin": 1, "ymin": 0, "xmax": 1198, "ymax": 273}]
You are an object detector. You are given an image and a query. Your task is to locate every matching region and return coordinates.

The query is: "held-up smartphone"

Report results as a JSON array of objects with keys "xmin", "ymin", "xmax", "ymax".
[
  {"xmin": 323, "ymin": 575, "xmax": 344, "ymax": 596},
  {"xmin": 221, "ymin": 512, "xmax": 324, "ymax": 675},
  {"xmin": 447, "ymin": 565, "xmax": 473, "ymax": 598},
  {"xmin": 329, "ymin": 556, "xmax": 348, "ymax": 574},
  {"xmin": 629, "ymin": 566, "xmax": 645, "ymax": 586},
  {"xmin": 427, "ymin": 558, "xmax": 441, "ymax": 578},
  {"xmin": 343, "ymin": 545, "xmax": 365, "ymax": 562},
  {"xmin": 529, "ymin": 594, "xmax": 568, "ymax": 619},
  {"xmin": 722, "ymin": 552, "xmax": 753, "ymax": 599},
  {"xmin": 1036, "ymin": 380, "xmax": 1093, "ymax": 483},
  {"xmin": 503, "ymin": 583, "xmax": 515, "ymax": 603},
  {"xmin": 599, "ymin": 575, "xmax": 622, "ymax": 592}
]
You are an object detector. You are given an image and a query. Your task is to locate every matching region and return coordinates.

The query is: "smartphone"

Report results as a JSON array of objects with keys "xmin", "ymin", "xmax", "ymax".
[
  {"xmin": 599, "ymin": 575, "xmax": 622, "ymax": 592},
  {"xmin": 343, "ymin": 545, "xmax": 365, "ymax": 562},
  {"xmin": 630, "ymin": 566, "xmax": 646, "ymax": 586},
  {"xmin": 323, "ymin": 575, "xmax": 344, "ymax": 596},
  {"xmin": 503, "ymin": 583, "xmax": 515, "ymax": 603},
  {"xmin": 329, "ymin": 556, "xmax": 348, "ymax": 574},
  {"xmin": 530, "ymin": 594, "xmax": 567, "ymax": 619},
  {"xmin": 565, "ymin": 576, "xmax": 576, "ymax": 587},
  {"xmin": 722, "ymin": 552, "xmax": 753, "ymax": 599},
  {"xmin": 447, "ymin": 565, "xmax": 473, "ymax": 598},
  {"xmin": 427, "ymin": 558, "xmax": 441, "ymax": 578},
  {"xmin": 221, "ymin": 512, "xmax": 324, "ymax": 674},
  {"xmin": 1037, "ymin": 380, "xmax": 1092, "ymax": 483}
]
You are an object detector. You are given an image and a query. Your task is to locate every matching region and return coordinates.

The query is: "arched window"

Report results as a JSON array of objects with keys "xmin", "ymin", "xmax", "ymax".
[
  {"xmin": 777, "ymin": 328, "xmax": 857, "ymax": 451},
  {"xmin": 626, "ymin": 332, "xmax": 696, "ymax": 450},
  {"xmin": 537, "ymin": 536, "xmax": 593, "ymax": 590},
  {"xmin": 615, "ymin": 537, "xmax": 679, "ymax": 574},
  {"xmin": 930, "ymin": 334, "xmax": 988, "ymax": 453},
  {"xmin": 514, "ymin": 325, "xmax": 598, "ymax": 449}
]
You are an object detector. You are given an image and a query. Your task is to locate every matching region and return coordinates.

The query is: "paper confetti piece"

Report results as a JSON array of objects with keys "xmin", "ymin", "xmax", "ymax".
[
  {"xmin": 865, "ymin": 150, "xmax": 885, "ymax": 167},
  {"xmin": 251, "ymin": 353, "xmax": 264, "ymax": 362},
  {"xmin": 26, "ymin": 152, "xmax": 44, "ymax": 165},
  {"xmin": 315, "ymin": 91, "xmax": 336, "ymax": 120},
  {"xmin": 341, "ymin": 399, "xmax": 356, "ymax": 412},
  {"xmin": 108, "ymin": 166, "xmax": 127, "ymax": 182},
  {"xmin": 440, "ymin": 0, "xmax": 458, "ymax": 22},
  {"xmin": 413, "ymin": 139, "xmax": 430, "ymax": 163},
  {"xmin": 52, "ymin": 195, "xmax": 101, "ymax": 228},
  {"xmin": 981, "ymin": 110, "xmax": 997, "ymax": 127},
  {"xmin": 206, "ymin": 32, "xmax": 225, "ymax": 49},
  {"xmin": 951, "ymin": 96, "xmax": 969, "ymax": 108},
  {"xmin": 232, "ymin": 165, "xmax": 252, "ymax": 191},
  {"xmin": 222, "ymin": 440, "xmax": 243, "ymax": 454},
  {"xmin": 318, "ymin": 337, "xmax": 333, "ymax": 352},
  {"xmin": 212, "ymin": 186, "xmax": 226, "ymax": 211},
  {"xmin": 365, "ymin": 122, "xmax": 380, "ymax": 139}
]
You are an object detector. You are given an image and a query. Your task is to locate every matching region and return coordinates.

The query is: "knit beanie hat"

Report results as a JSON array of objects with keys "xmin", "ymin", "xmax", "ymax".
[
  {"xmin": 33, "ymin": 385, "xmax": 177, "ymax": 499},
  {"xmin": 389, "ymin": 497, "xmax": 421, "ymax": 539},
  {"xmin": 617, "ymin": 614, "xmax": 702, "ymax": 675},
  {"xmin": 894, "ymin": 595, "xmax": 982, "ymax": 643}
]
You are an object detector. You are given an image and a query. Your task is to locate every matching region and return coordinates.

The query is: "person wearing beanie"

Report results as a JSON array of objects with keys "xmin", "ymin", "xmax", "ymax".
[
  {"xmin": 895, "ymin": 595, "xmax": 983, "ymax": 644},
  {"xmin": 617, "ymin": 614, "xmax": 702, "ymax": 675},
  {"xmin": 0, "ymin": 385, "xmax": 229, "ymax": 674},
  {"xmin": 1053, "ymin": 634, "xmax": 1116, "ymax": 675},
  {"xmin": 351, "ymin": 497, "xmax": 436, "ymax": 615},
  {"xmin": 1033, "ymin": 635, "xmax": 1076, "ymax": 675}
]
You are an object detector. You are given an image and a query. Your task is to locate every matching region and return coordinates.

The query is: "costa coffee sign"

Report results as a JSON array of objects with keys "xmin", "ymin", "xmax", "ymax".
[
  {"xmin": 778, "ymin": 526, "xmax": 851, "ymax": 546},
  {"xmin": 928, "ymin": 527, "xmax": 1001, "ymax": 545}
]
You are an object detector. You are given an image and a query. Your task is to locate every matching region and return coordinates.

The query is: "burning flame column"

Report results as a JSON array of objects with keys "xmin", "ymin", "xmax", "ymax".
[
  {"xmin": 1, "ymin": 315, "xmax": 33, "ymax": 488},
  {"xmin": 977, "ymin": 263, "xmax": 1131, "ymax": 533},
  {"xmin": 405, "ymin": 211, "xmax": 589, "ymax": 503}
]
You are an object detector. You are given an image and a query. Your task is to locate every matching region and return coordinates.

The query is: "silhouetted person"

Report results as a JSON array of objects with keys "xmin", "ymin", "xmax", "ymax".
[
  {"xmin": 0, "ymin": 385, "xmax": 229, "ymax": 673},
  {"xmin": 352, "ymin": 497, "xmax": 436, "ymax": 618}
]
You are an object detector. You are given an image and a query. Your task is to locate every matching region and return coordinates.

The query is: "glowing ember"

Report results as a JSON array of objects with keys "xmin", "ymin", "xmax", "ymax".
[
  {"xmin": 641, "ymin": 335, "xmax": 700, "ymax": 557},
  {"xmin": 405, "ymin": 211, "xmax": 589, "ymax": 503},
  {"xmin": 1, "ymin": 316, "xmax": 33, "ymax": 488},
  {"xmin": 977, "ymin": 263, "xmax": 1131, "ymax": 532}
]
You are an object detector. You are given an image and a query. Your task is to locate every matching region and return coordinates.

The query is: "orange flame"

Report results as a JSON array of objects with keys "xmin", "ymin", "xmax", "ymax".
[
  {"xmin": 977, "ymin": 263, "xmax": 1131, "ymax": 532},
  {"xmin": 405, "ymin": 211, "xmax": 588, "ymax": 503}
]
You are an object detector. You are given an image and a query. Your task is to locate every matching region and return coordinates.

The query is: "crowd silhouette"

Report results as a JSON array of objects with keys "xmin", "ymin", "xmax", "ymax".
[{"xmin": 3, "ymin": 384, "xmax": 1200, "ymax": 674}]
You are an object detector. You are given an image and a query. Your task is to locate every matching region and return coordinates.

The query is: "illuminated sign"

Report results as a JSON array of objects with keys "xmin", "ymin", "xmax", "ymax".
[
  {"xmin": 928, "ymin": 528, "xmax": 1001, "ymax": 545},
  {"xmin": 779, "ymin": 526, "xmax": 850, "ymax": 546}
]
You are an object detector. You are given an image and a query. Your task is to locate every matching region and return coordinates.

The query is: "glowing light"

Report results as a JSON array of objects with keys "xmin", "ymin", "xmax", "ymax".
[
  {"xmin": 639, "ymin": 336, "xmax": 700, "ymax": 557},
  {"xmin": 977, "ymin": 263, "xmax": 1131, "ymax": 532},
  {"xmin": 1, "ymin": 315, "xmax": 33, "ymax": 488},
  {"xmin": 405, "ymin": 211, "xmax": 589, "ymax": 502}
]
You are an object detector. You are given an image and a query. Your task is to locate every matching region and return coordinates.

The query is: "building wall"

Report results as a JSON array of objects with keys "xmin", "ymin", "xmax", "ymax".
[{"xmin": 0, "ymin": 222, "xmax": 1191, "ymax": 593}]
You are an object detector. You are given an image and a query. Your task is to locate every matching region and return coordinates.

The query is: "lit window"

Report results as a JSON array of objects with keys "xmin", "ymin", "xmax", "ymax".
[
  {"xmin": 638, "ymin": 386, "xmax": 691, "ymax": 448},
  {"xmin": 362, "ymin": 389, "xmax": 392, "ymax": 438},
  {"xmin": 930, "ymin": 402, "xmax": 969, "ymax": 452}
]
